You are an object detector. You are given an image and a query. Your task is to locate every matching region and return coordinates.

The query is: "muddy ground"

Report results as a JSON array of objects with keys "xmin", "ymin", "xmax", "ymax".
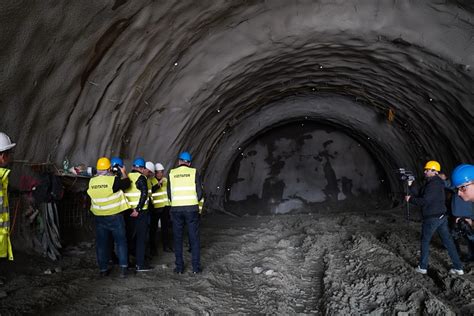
[{"xmin": 1, "ymin": 208, "xmax": 474, "ymax": 315}]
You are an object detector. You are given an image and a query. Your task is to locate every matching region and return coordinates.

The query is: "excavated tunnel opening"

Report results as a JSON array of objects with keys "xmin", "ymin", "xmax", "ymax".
[{"xmin": 224, "ymin": 119, "xmax": 391, "ymax": 216}]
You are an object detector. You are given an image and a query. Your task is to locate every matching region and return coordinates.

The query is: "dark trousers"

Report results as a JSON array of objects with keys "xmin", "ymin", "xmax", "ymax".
[
  {"xmin": 149, "ymin": 206, "xmax": 172, "ymax": 251},
  {"xmin": 125, "ymin": 210, "xmax": 150, "ymax": 268},
  {"xmin": 95, "ymin": 214, "xmax": 128, "ymax": 271},
  {"xmin": 171, "ymin": 210, "xmax": 201, "ymax": 272},
  {"xmin": 420, "ymin": 216, "xmax": 462, "ymax": 270}
]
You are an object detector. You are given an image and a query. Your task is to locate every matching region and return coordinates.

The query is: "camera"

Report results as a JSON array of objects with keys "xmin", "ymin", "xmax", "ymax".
[
  {"xmin": 452, "ymin": 218, "xmax": 474, "ymax": 241},
  {"xmin": 396, "ymin": 168, "xmax": 415, "ymax": 182},
  {"xmin": 111, "ymin": 165, "xmax": 122, "ymax": 178}
]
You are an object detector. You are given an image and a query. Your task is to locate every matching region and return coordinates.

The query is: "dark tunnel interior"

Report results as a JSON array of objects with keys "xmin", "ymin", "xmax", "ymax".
[
  {"xmin": 225, "ymin": 119, "xmax": 391, "ymax": 216},
  {"xmin": 1, "ymin": 0, "xmax": 473, "ymax": 214}
]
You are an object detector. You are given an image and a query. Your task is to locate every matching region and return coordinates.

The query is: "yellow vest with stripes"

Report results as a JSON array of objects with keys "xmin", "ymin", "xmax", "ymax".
[
  {"xmin": 124, "ymin": 173, "xmax": 149, "ymax": 210},
  {"xmin": 169, "ymin": 166, "xmax": 198, "ymax": 207},
  {"xmin": 0, "ymin": 168, "xmax": 13, "ymax": 260},
  {"xmin": 152, "ymin": 177, "xmax": 170, "ymax": 208},
  {"xmin": 87, "ymin": 175, "xmax": 130, "ymax": 216}
]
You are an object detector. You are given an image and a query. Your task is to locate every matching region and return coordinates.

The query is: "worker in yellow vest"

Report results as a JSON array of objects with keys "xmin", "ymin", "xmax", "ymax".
[
  {"xmin": 149, "ymin": 162, "xmax": 173, "ymax": 256},
  {"xmin": 0, "ymin": 132, "xmax": 16, "ymax": 261},
  {"xmin": 87, "ymin": 157, "xmax": 131, "ymax": 277},
  {"xmin": 167, "ymin": 152, "xmax": 203, "ymax": 274},
  {"xmin": 124, "ymin": 157, "xmax": 153, "ymax": 272}
]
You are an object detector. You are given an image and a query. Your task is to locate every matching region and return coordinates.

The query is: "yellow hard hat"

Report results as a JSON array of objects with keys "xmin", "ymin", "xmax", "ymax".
[
  {"xmin": 424, "ymin": 160, "xmax": 441, "ymax": 172},
  {"xmin": 96, "ymin": 157, "xmax": 111, "ymax": 170}
]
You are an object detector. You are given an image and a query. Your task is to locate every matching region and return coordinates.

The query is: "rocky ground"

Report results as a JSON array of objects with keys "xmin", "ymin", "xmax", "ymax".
[{"xmin": 1, "ymin": 208, "xmax": 474, "ymax": 315}]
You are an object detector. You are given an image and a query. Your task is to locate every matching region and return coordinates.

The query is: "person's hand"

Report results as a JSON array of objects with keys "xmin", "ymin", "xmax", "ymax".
[
  {"xmin": 466, "ymin": 218, "xmax": 473, "ymax": 226},
  {"xmin": 408, "ymin": 180, "xmax": 414, "ymax": 186},
  {"xmin": 439, "ymin": 173, "xmax": 447, "ymax": 181},
  {"xmin": 405, "ymin": 195, "xmax": 411, "ymax": 202},
  {"xmin": 130, "ymin": 209, "xmax": 139, "ymax": 217}
]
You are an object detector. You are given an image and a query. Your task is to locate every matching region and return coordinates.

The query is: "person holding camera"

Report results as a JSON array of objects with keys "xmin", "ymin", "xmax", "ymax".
[
  {"xmin": 405, "ymin": 160, "xmax": 463, "ymax": 275},
  {"xmin": 87, "ymin": 157, "xmax": 130, "ymax": 277}
]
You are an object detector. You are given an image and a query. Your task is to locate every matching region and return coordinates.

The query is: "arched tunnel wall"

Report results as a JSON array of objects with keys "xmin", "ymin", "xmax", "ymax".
[{"xmin": 1, "ymin": 1, "xmax": 473, "ymax": 213}]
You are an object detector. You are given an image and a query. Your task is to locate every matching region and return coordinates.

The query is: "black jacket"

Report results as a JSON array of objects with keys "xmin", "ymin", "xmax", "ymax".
[
  {"xmin": 131, "ymin": 170, "xmax": 148, "ymax": 212},
  {"xmin": 409, "ymin": 175, "xmax": 447, "ymax": 219}
]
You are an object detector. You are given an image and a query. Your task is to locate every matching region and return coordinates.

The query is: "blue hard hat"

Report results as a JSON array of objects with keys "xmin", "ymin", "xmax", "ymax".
[
  {"xmin": 178, "ymin": 151, "xmax": 192, "ymax": 162},
  {"xmin": 133, "ymin": 157, "xmax": 146, "ymax": 168},
  {"xmin": 110, "ymin": 156, "xmax": 123, "ymax": 167},
  {"xmin": 452, "ymin": 164, "xmax": 474, "ymax": 187}
]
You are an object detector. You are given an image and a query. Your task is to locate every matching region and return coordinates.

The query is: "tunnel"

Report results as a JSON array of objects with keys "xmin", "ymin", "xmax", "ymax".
[{"xmin": 1, "ymin": 0, "xmax": 474, "ymax": 314}]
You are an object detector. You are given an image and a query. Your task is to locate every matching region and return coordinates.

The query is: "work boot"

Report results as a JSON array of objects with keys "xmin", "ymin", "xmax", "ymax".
[
  {"xmin": 192, "ymin": 268, "xmax": 202, "ymax": 274},
  {"xmin": 163, "ymin": 246, "xmax": 173, "ymax": 253},
  {"xmin": 173, "ymin": 268, "xmax": 184, "ymax": 274},
  {"xmin": 99, "ymin": 269, "xmax": 110, "ymax": 277},
  {"xmin": 120, "ymin": 267, "xmax": 128, "ymax": 278}
]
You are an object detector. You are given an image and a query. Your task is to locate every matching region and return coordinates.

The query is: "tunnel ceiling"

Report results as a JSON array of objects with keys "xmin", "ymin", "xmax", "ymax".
[{"xmin": 1, "ymin": 1, "xmax": 473, "ymax": 211}]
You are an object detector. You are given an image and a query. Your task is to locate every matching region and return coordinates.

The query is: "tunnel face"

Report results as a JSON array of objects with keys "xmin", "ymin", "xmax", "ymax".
[
  {"xmin": 225, "ymin": 120, "xmax": 390, "ymax": 215},
  {"xmin": 0, "ymin": 1, "xmax": 473, "ymax": 212}
]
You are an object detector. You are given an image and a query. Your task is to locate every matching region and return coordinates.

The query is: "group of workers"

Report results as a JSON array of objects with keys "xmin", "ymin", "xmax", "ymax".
[
  {"xmin": 1, "ymin": 130, "xmax": 474, "ymax": 281},
  {"xmin": 86, "ymin": 151, "xmax": 203, "ymax": 277},
  {"xmin": 405, "ymin": 160, "xmax": 474, "ymax": 276}
]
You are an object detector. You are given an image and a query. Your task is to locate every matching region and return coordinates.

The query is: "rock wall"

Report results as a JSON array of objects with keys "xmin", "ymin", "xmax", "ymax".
[{"xmin": 1, "ymin": 1, "xmax": 473, "ymax": 212}]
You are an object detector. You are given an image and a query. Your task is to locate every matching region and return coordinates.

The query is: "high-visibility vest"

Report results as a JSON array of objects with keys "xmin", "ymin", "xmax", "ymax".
[
  {"xmin": 0, "ymin": 167, "xmax": 13, "ymax": 260},
  {"xmin": 87, "ymin": 175, "xmax": 130, "ymax": 216},
  {"xmin": 169, "ymin": 166, "xmax": 198, "ymax": 207},
  {"xmin": 124, "ymin": 173, "xmax": 150, "ymax": 210},
  {"xmin": 151, "ymin": 177, "xmax": 170, "ymax": 208},
  {"xmin": 148, "ymin": 176, "xmax": 158, "ymax": 202}
]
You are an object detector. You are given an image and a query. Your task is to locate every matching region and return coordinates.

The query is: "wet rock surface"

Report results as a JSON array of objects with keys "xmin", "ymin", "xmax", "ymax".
[{"xmin": 2, "ymin": 210, "xmax": 474, "ymax": 314}]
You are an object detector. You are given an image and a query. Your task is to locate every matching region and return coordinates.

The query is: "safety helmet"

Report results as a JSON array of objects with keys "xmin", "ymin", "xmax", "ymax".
[
  {"xmin": 155, "ymin": 163, "xmax": 165, "ymax": 171},
  {"xmin": 452, "ymin": 164, "xmax": 474, "ymax": 188},
  {"xmin": 145, "ymin": 161, "xmax": 155, "ymax": 173},
  {"xmin": 133, "ymin": 157, "xmax": 146, "ymax": 168},
  {"xmin": 179, "ymin": 151, "xmax": 192, "ymax": 162},
  {"xmin": 110, "ymin": 156, "xmax": 123, "ymax": 167},
  {"xmin": 424, "ymin": 160, "xmax": 441, "ymax": 172},
  {"xmin": 96, "ymin": 157, "xmax": 111, "ymax": 170},
  {"xmin": 0, "ymin": 132, "xmax": 16, "ymax": 152}
]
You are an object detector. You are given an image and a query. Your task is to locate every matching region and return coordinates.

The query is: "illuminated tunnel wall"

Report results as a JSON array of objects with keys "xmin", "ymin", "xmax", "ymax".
[{"xmin": 1, "ymin": 1, "xmax": 473, "ymax": 214}]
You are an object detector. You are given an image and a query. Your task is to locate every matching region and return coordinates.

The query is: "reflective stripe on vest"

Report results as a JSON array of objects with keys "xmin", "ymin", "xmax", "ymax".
[
  {"xmin": 0, "ymin": 168, "xmax": 13, "ymax": 260},
  {"xmin": 124, "ymin": 173, "xmax": 149, "ymax": 210},
  {"xmin": 87, "ymin": 175, "xmax": 130, "ymax": 216},
  {"xmin": 169, "ymin": 166, "xmax": 198, "ymax": 207},
  {"xmin": 152, "ymin": 177, "xmax": 170, "ymax": 208}
]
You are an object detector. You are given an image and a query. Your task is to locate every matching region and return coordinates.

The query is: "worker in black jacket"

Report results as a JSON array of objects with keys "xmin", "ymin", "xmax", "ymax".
[
  {"xmin": 124, "ymin": 157, "xmax": 153, "ymax": 272},
  {"xmin": 406, "ymin": 160, "xmax": 463, "ymax": 275}
]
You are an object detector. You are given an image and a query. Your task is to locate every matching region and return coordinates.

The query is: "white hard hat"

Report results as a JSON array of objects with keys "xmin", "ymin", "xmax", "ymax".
[
  {"xmin": 155, "ymin": 163, "xmax": 164, "ymax": 171},
  {"xmin": 0, "ymin": 132, "xmax": 16, "ymax": 152},
  {"xmin": 145, "ymin": 161, "xmax": 155, "ymax": 173}
]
